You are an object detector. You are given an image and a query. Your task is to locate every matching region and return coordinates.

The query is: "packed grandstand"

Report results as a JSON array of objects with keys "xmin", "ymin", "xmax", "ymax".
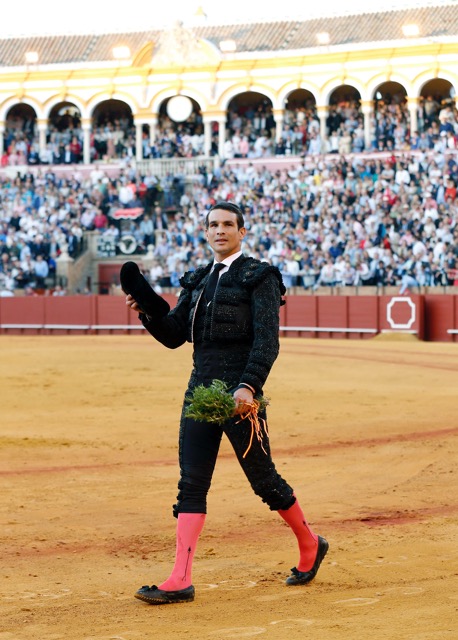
[{"xmin": 0, "ymin": 3, "xmax": 457, "ymax": 295}]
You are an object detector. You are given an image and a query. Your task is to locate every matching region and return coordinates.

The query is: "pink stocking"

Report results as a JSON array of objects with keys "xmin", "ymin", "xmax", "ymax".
[
  {"xmin": 158, "ymin": 513, "xmax": 206, "ymax": 591},
  {"xmin": 278, "ymin": 498, "xmax": 318, "ymax": 572}
]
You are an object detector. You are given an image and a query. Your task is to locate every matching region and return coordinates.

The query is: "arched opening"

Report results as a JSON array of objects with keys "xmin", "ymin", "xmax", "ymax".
[
  {"xmin": 47, "ymin": 101, "xmax": 83, "ymax": 164},
  {"xmin": 327, "ymin": 85, "xmax": 363, "ymax": 153},
  {"xmin": 153, "ymin": 96, "xmax": 203, "ymax": 158},
  {"xmin": 226, "ymin": 91, "xmax": 275, "ymax": 158},
  {"xmin": 92, "ymin": 99, "xmax": 134, "ymax": 161},
  {"xmin": 419, "ymin": 78, "xmax": 457, "ymax": 140},
  {"xmin": 280, "ymin": 89, "xmax": 318, "ymax": 155},
  {"xmin": 3, "ymin": 103, "xmax": 37, "ymax": 165},
  {"xmin": 372, "ymin": 81, "xmax": 408, "ymax": 151}
]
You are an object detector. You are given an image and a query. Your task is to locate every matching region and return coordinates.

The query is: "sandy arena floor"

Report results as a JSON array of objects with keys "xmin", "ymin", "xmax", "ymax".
[{"xmin": 1, "ymin": 335, "xmax": 457, "ymax": 640}]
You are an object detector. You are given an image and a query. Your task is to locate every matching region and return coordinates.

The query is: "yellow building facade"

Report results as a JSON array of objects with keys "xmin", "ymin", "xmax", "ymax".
[{"xmin": 0, "ymin": 7, "xmax": 457, "ymax": 165}]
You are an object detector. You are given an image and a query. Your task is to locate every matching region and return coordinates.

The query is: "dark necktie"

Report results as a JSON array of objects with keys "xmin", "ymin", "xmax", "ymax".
[{"xmin": 205, "ymin": 263, "xmax": 225, "ymax": 303}]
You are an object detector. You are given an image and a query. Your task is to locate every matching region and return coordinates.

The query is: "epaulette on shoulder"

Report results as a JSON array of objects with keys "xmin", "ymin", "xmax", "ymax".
[
  {"xmin": 179, "ymin": 264, "xmax": 211, "ymax": 289},
  {"xmin": 237, "ymin": 258, "xmax": 287, "ymax": 303}
]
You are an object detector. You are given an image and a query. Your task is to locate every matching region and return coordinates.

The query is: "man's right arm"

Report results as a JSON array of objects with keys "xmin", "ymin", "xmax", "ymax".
[{"xmin": 134, "ymin": 288, "xmax": 191, "ymax": 349}]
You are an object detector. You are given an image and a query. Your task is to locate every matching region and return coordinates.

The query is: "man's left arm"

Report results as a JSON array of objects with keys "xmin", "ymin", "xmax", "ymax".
[{"xmin": 238, "ymin": 272, "xmax": 281, "ymax": 395}]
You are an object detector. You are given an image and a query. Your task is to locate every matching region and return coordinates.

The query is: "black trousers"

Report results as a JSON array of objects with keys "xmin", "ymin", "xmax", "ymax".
[
  {"xmin": 172, "ymin": 340, "xmax": 295, "ymax": 517},
  {"xmin": 173, "ymin": 405, "xmax": 295, "ymax": 517}
]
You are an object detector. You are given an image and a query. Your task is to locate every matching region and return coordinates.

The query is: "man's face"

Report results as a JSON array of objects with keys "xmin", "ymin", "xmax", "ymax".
[{"xmin": 205, "ymin": 209, "xmax": 246, "ymax": 260}]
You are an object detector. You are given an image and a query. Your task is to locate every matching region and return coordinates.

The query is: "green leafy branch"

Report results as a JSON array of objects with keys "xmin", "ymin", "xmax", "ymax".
[{"xmin": 185, "ymin": 379, "xmax": 269, "ymax": 425}]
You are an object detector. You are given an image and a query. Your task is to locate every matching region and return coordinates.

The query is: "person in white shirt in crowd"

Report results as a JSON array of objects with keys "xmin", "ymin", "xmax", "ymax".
[
  {"xmin": 33, "ymin": 254, "xmax": 49, "ymax": 288},
  {"xmin": 314, "ymin": 260, "xmax": 336, "ymax": 289}
]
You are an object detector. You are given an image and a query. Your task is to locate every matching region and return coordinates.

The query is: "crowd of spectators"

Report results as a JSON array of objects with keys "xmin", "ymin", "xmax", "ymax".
[
  {"xmin": 145, "ymin": 112, "xmax": 207, "ymax": 159},
  {"xmin": 226, "ymin": 96, "xmax": 458, "ymax": 159},
  {"xmin": 2, "ymin": 96, "xmax": 457, "ymax": 167},
  {"xmin": 2, "ymin": 111, "xmax": 138, "ymax": 167},
  {"xmin": 92, "ymin": 117, "xmax": 136, "ymax": 162},
  {"xmin": 1, "ymin": 146, "xmax": 457, "ymax": 296}
]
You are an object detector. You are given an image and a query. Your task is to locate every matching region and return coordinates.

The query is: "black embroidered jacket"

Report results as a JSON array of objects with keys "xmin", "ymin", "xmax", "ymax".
[{"xmin": 141, "ymin": 255, "xmax": 286, "ymax": 393}]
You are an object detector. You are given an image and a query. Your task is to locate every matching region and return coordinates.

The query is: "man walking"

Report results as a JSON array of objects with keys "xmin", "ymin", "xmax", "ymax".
[{"xmin": 122, "ymin": 201, "xmax": 328, "ymax": 605}]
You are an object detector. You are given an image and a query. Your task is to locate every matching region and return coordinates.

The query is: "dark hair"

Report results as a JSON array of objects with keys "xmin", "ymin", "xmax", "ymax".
[{"xmin": 205, "ymin": 201, "xmax": 245, "ymax": 229}]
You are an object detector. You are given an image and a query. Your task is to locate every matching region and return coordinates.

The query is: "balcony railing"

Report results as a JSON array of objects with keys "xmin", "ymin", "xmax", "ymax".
[{"xmin": 136, "ymin": 156, "xmax": 220, "ymax": 179}]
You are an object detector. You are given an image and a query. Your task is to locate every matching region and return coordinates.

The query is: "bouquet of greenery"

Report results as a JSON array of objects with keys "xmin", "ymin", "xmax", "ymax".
[{"xmin": 185, "ymin": 379, "xmax": 269, "ymax": 458}]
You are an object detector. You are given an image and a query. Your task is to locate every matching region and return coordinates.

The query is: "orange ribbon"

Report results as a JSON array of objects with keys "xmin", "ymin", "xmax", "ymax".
[{"xmin": 236, "ymin": 398, "xmax": 269, "ymax": 458}]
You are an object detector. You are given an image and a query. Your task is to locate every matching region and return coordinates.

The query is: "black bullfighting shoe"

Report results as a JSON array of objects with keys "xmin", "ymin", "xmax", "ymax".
[
  {"xmin": 134, "ymin": 584, "xmax": 195, "ymax": 605},
  {"xmin": 120, "ymin": 261, "xmax": 170, "ymax": 318},
  {"xmin": 285, "ymin": 536, "xmax": 329, "ymax": 585}
]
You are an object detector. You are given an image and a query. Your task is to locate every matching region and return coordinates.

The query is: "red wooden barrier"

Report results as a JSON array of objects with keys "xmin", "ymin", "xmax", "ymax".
[
  {"xmin": 44, "ymin": 295, "xmax": 94, "ymax": 334},
  {"xmin": 280, "ymin": 296, "xmax": 379, "ymax": 339},
  {"xmin": 453, "ymin": 297, "xmax": 458, "ymax": 343},
  {"xmin": 96, "ymin": 295, "xmax": 131, "ymax": 334},
  {"xmin": 0, "ymin": 297, "xmax": 46, "ymax": 334},
  {"xmin": 348, "ymin": 296, "xmax": 379, "ymax": 339},
  {"xmin": 424, "ymin": 295, "xmax": 455, "ymax": 342},
  {"xmin": 0, "ymin": 293, "xmax": 456, "ymax": 341},
  {"xmin": 282, "ymin": 296, "xmax": 317, "ymax": 337},
  {"xmin": 317, "ymin": 297, "xmax": 348, "ymax": 339},
  {"xmin": 378, "ymin": 295, "xmax": 424, "ymax": 340}
]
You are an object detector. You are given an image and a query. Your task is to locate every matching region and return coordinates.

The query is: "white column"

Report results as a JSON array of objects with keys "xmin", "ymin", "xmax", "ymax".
[
  {"xmin": 317, "ymin": 106, "xmax": 328, "ymax": 142},
  {"xmin": 0, "ymin": 122, "xmax": 4, "ymax": 157},
  {"xmin": 203, "ymin": 118, "xmax": 212, "ymax": 156},
  {"xmin": 273, "ymin": 109, "xmax": 284, "ymax": 144},
  {"xmin": 56, "ymin": 242, "xmax": 74, "ymax": 290},
  {"xmin": 149, "ymin": 115, "xmax": 158, "ymax": 145},
  {"xmin": 217, "ymin": 117, "xmax": 226, "ymax": 158},
  {"xmin": 407, "ymin": 97, "xmax": 419, "ymax": 136},
  {"xmin": 82, "ymin": 120, "xmax": 91, "ymax": 165},
  {"xmin": 361, "ymin": 102, "xmax": 372, "ymax": 150},
  {"xmin": 135, "ymin": 122, "xmax": 143, "ymax": 161},
  {"xmin": 37, "ymin": 120, "xmax": 47, "ymax": 155}
]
